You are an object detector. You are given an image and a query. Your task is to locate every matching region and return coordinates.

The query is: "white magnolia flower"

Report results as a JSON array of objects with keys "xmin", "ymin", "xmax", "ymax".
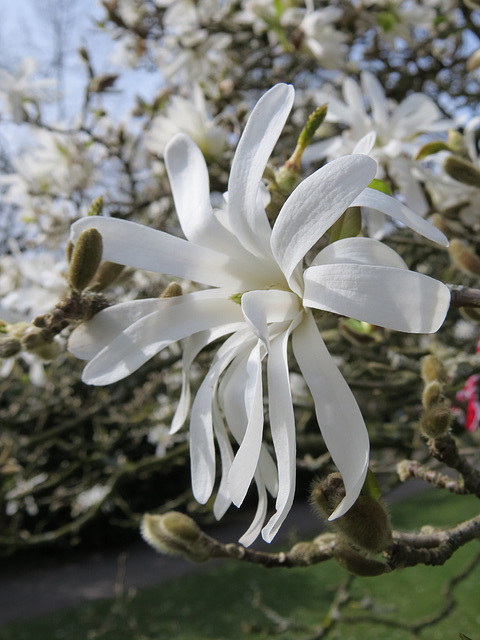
[
  {"xmin": 69, "ymin": 84, "xmax": 450, "ymax": 545},
  {"xmin": 0, "ymin": 57, "xmax": 55, "ymax": 124},
  {"xmin": 305, "ymin": 71, "xmax": 453, "ymax": 215},
  {"xmin": 146, "ymin": 85, "xmax": 227, "ymax": 161}
]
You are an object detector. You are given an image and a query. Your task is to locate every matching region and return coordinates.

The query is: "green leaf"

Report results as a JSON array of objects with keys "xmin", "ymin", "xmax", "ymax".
[
  {"xmin": 368, "ymin": 178, "xmax": 392, "ymax": 195},
  {"xmin": 328, "ymin": 207, "xmax": 362, "ymax": 243},
  {"xmin": 377, "ymin": 11, "xmax": 396, "ymax": 33},
  {"xmin": 414, "ymin": 141, "xmax": 451, "ymax": 160},
  {"xmin": 362, "ymin": 468, "xmax": 382, "ymax": 501}
]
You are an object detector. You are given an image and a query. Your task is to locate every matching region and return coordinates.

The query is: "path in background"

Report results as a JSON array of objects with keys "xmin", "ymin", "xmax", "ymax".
[{"xmin": 0, "ymin": 480, "xmax": 428, "ymax": 627}]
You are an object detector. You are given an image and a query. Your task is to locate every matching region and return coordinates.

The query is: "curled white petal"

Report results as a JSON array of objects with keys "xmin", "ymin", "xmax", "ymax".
[
  {"xmin": 292, "ymin": 312, "xmax": 369, "ymax": 520},
  {"xmin": 304, "ymin": 264, "xmax": 450, "ymax": 333}
]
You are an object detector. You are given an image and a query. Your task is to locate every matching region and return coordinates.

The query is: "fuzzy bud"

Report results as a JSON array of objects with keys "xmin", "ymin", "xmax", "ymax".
[
  {"xmin": 310, "ymin": 474, "xmax": 393, "ymax": 554},
  {"xmin": 449, "ymin": 239, "xmax": 480, "ymax": 277},
  {"xmin": 444, "ymin": 155, "xmax": 480, "ymax": 189},
  {"xmin": 422, "ymin": 380, "xmax": 444, "ymax": 409},
  {"xmin": 141, "ymin": 512, "xmax": 211, "ymax": 563},
  {"xmin": 467, "ymin": 48, "xmax": 480, "ymax": 72},
  {"xmin": 420, "ymin": 405, "xmax": 452, "ymax": 438},
  {"xmin": 87, "ymin": 195, "xmax": 104, "ymax": 217},
  {"xmin": 161, "ymin": 282, "xmax": 183, "ymax": 298},
  {"xmin": 334, "ymin": 542, "xmax": 388, "ymax": 577},
  {"xmin": 87, "ymin": 261, "xmax": 124, "ymax": 292},
  {"xmin": 0, "ymin": 338, "xmax": 21, "ymax": 358},
  {"xmin": 421, "ymin": 355, "xmax": 448, "ymax": 386},
  {"xmin": 68, "ymin": 228, "xmax": 103, "ymax": 292}
]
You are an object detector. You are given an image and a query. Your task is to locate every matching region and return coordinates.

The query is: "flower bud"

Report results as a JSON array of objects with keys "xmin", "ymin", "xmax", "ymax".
[
  {"xmin": 334, "ymin": 542, "xmax": 387, "ymax": 577},
  {"xmin": 68, "ymin": 228, "xmax": 103, "ymax": 292},
  {"xmin": 449, "ymin": 239, "xmax": 480, "ymax": 277},
  {"xmin": 421, "ymin": 355, "xmax": 448, "ymax": 385},
  {"xmin": 161, "ymin": 282, "xmax": 183, "ymax": 298},
  {"xmin": 467, "ymin": 48, "xmax": 480, "ymax": 72},
  {"xmin": 141, "ymin": 512, "xmax": 211, "ymax": 563},
  {"xmin": 422, "ymin": 380, "xmax": 444, "ymax": 409},
  {"xmin": 420, "ymin": 405, "xmax": 452, "ymax": 439},
  {"xmin": 310, "ymin": 474, "xmax": 393, "ymax": 553},
  {"xmin": 87, "ymin": 195, "xmax": 104, "ymax": 217},
  {"xmin": 0, "ymin": 338, "xmax": 21, "ymax": 358},
  {"xmin": 87, "ymin": 261, "xmax": 125, "ymax": 292},
  {"xmin": 444, "ymin": 156, "xmax": 480, "ymax": 189}
]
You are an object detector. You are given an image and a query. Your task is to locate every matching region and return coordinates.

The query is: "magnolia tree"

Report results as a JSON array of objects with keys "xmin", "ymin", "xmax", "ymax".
[{"xmin": 1, "ymin": 0, "xmax": 480, "ymax": 634}]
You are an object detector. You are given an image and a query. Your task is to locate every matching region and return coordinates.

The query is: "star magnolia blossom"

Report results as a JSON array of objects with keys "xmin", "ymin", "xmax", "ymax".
[
  {"xmin": 305, "ymin": 71, "xmax": 453, "ymax": 215},
  {"xmin": 69, "ymin": 84, "xmax": 450, "ymax": 546}
]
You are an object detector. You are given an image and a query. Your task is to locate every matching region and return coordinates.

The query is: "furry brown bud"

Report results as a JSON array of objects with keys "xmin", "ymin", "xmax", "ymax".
[
  {"xmin": 444, "ymin": 156, "xmax": 480, "ymax": 189},
  {"xmin": 334, "ymin": 542, "xmax": 388, "ymax": 577},
  {"xmin": 420, "ymin": 405, "xmax": 452, "ymax": 438},
  {"xmin": 421, "ymin": 355, "xmax": 448, "ymax": 385},
  {"xmin": 449, "ymin": 239, "xmax": 480, "ymax": 277},
  {"xmin": 68, "ymin": 228, "xmax": 103, "ymax": 292},
  {"xmin": 141, "ymin": 512, "xmax": 211, "ymax": 563}
]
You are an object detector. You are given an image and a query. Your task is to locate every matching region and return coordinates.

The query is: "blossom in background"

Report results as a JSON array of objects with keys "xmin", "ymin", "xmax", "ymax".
[
  {"xmin": 304, "ymin": 71, "xmax": 453, "ymax": 216},
  {"xmin": 146, "ymin": 85, "xmax": 227, "ymax": 161},
  {"xmin": 0, "ymin": 57, "xmax": 55, "ymax": 124},
  {"xmin": 0, "ymin": 249, "xmax": 67, "ymax": 386},
  {"xmin": 68, "ymin": 84, "xmax": 450, "ymax": 545}
]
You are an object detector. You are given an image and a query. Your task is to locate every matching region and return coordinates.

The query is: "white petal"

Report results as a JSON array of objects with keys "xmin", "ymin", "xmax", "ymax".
[
  {"xmin": 292, "ymin": 312, "xmax": 369, "ymax": 519},
  {"xmin": 241, "ymin": 289, "xmax": 300, "ymax": 349},
  {"xmin": 68, "ymin": 298, "xmax": 164, "ymax": 360},
  {"xmin": 271, "ymin": 155, "xmax": 377, "ymax": 293},
  {"xmin": 352, "ymin": 131, "xmax": 376, "ymax": 155},
  {"xmin": 464, "ymin": 116, "xmax": 480, "ymax": 165},
  {"xmin": 361, "ymin": 72, "xmax": 388, "ymax": 130},
  {"xmin": 82, "ymin": 291, "xmax": 242, "ymax": 385},
  {"xmin": 189, "ymin": 330, "xmax": 252, "ymax": 504},
  {"xmin": 165, "ymin": 133, "xmax": 242, "ymax": 253},
  {"xmin": 262, "ymin": 327, "xmax": 297, "ymax": 543},
  {"xmin": 352, "ymin": 188, "xmax": 449, "ymax": 247},
  {"xmin": 304, "ymin": 264, "xmax": 451, "ymax": 333},
  {"xmin": 170, "ymin": 322, "xmax": 244, "ymax": 434},
  {"xmin": 228, "ymin": 342, "xmax": 264, "ymax": 507},
  {"xmin": 227, "ymin": 83, "xmax": 295, "ymax": 257},
  {"xmin": 312, "ymin": 236, "xmax": 408, "ymax": 269},
  {"xmin": 219, "ymin": 347, "xmax": 279, "ymax": 499},
  {"xmin": 391, "ymin": 94, "xmax": 443, "ymax": 137},
  {"xmin": 70, "ymin": 217, "xmax": 251, "ymax": 290},
  {"xmin": 212, "ymin": 397, "xmax": 234, "ymax": 520},
  {"xmin": 238, "ymin": 473, "xmax": 268, "ymax": 547}
]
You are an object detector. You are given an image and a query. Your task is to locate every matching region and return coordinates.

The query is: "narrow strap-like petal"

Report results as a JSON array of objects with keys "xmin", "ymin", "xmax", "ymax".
[
  {"xmin": 81, "ymin": 290, "xmax": 242, "ymax": 385},
  {"xmin": 165, "ymin": 133, "xmax": 245, "ymax": 255},
  {"xmin": 68, "ymin": 298, "xmax": 165, "ymax": 361},
  {"xmin": 292, "ymin": 312, "xmax": 369, "ymax": 520},
  {"xmin": 352, "ymin": 188, "xmax": 449, "ymax": 247},
  {"xmin": 189, "ymin": 330, "xmax": 253, "ymax": 504},
  {"xmin": 227, "ymin": 83, "xmax": 295, "ymax": 257},
  {"xmin": 70, "ymin": 216, "xmax": 253, "ymax": 290},
  {"xmin": 361, "ymin": 72, "xmax": 388, "ymax": 132},
  {"xmin": 238, "ymin": 472, "xmax": 269, "ymax": 547},
  {"xmin": 271, "ymin": 155, "xmax": 377, "ymax": 294},
  {"xmin": 262, "ymin": 323, "xmax": 298, "ymax": 543},
  {"xmin": 212, "ymin": 397, "xmax": 235, "ymax": 521},
  {"xmin": 170, "ymin": 322, "xmax": 245, "ymax": 434},
  {"xmin": 304, "ymin": 263, "xmax": 450, "ymax": 333},
  {"xmin": 312, "ymin": 236, "xmax": 408, "ymax": 269},
  {"xmin": 228, "ymin": 341, "xmax": 265, "ymax": 507}
]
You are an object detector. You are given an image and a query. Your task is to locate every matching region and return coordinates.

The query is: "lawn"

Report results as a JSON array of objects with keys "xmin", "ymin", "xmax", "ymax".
[{"xmin": 2, "ymin": 489, "xmax": 479, "ymax": 640}]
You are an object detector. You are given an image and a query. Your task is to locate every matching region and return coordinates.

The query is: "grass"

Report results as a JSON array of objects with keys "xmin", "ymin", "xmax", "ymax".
[{"xmin": 2, "ymin": 490, "xmax": 480, "ymax": 640}]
